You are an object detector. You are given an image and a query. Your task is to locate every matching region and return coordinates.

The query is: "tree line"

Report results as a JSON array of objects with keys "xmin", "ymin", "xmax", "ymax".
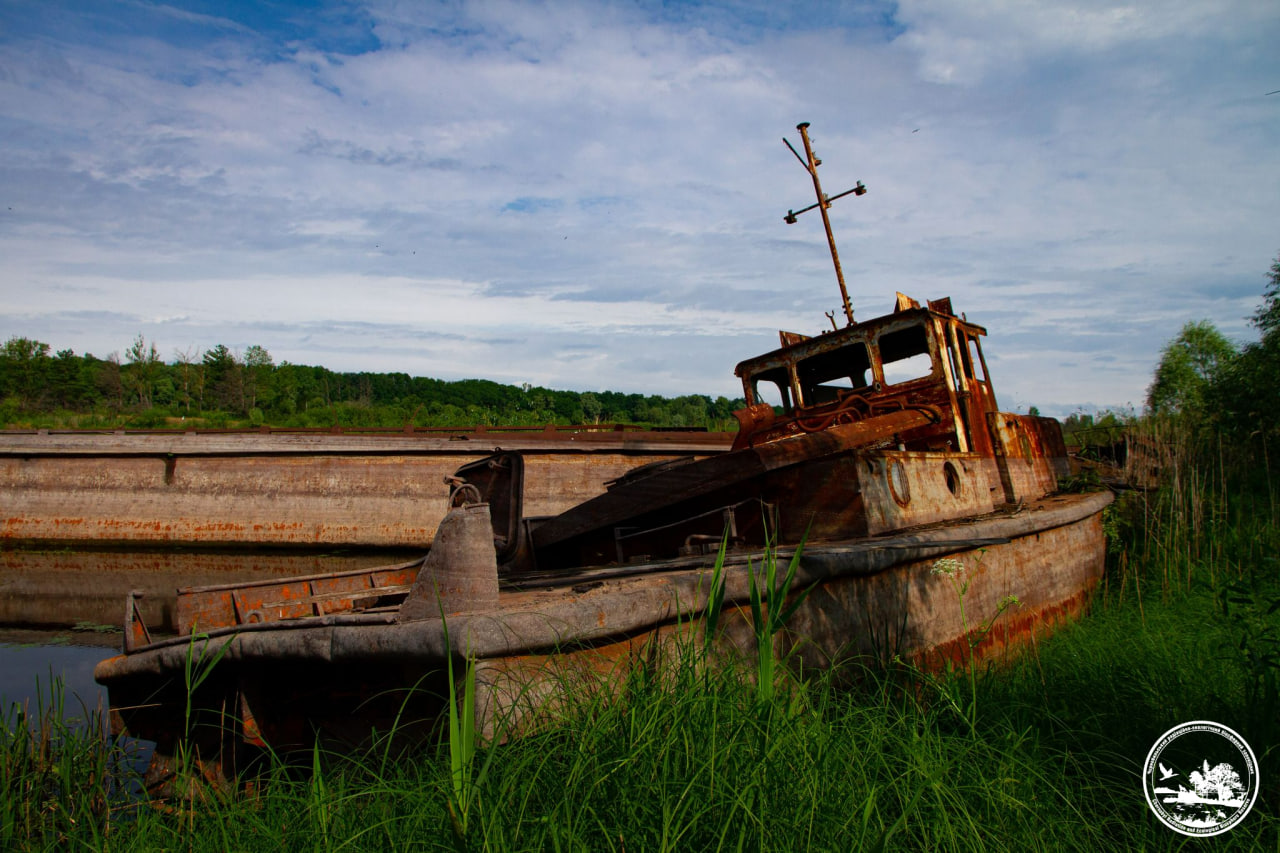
[{"xmin": 0, "ymin": 336, "xmax": 746, "ymax": 431}]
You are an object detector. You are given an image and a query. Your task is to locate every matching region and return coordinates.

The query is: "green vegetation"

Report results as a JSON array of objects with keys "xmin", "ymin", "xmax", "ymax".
[
  {"xmin": 1145, "ymin": 319, "xmax": 1236, "ymax": 417},
  {"xmin": 0, "ymin": 335, "xmax": 744, "ymax": 431},
  {"xmin": 1139, "ymin": 254, "xmax": 1279, "ymax": 442},
  {"xmin": 1, "ymin": 679, "xmax": 126, "ymax": 850}
]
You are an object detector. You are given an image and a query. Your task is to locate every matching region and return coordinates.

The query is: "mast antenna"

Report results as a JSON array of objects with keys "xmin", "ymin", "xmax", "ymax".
[{"xmin": 782, "ymin": 122, "xmax": 866, "ymax": 326}]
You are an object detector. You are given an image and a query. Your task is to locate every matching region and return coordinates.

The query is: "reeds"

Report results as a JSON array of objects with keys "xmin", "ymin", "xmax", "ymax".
[
  {"xmin": 0, "ymin": 675, "xmax": 138, "ymax": 850},
  {"xmin": 1113, "ymin": 414, "xmax": 1278, "ymax": 602}
]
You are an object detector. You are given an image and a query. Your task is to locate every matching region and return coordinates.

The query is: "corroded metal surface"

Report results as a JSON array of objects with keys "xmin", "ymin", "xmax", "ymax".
[
  {"xmin": 986, "ymin": 412, "xmax": 1070, "ymax": 503},
  {"xmin": 730, "ymin": 304, "xmax": 987, "ymax": 453},
  {"xmin": 0, "ymin": 431, "xmax": 730, "ymax": 548},
  {"xmin": 471, "ymin": 510, "xmax": 1104, "ymax": 738},
  {"xmin": 173, "ymin": 561, "xmax": 423, "ymax": 637},
  {"xmin": 784, "ymin": 508, "xmax": 1105, "ymax": 672},
  {"xmin": 96, "ymin": 493, "xmax": 1112, "ymax": 681},
  {"xmin": 91, "ymin": 289, "xmax": 1107, "ymax": 788}
]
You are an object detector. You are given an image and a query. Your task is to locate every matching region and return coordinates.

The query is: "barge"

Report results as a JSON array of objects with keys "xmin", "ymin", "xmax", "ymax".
[{"xmin": 0, "ymin": 426, "xmax": 731, "ymax": 550}]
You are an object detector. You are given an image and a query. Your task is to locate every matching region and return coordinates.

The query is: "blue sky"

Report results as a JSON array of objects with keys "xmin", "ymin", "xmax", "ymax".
[{"xmin": 2, "ymin": 0, "xmax": 1278, "ymax": 416}]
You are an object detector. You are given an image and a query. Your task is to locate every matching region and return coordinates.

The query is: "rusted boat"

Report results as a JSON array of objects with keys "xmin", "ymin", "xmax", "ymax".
[
  {"xmin": 95, "ymin": 290, "xmax": 1111, "ymax": 787},
  {"xmin": 95, "ymin": 124, "xmax": 1111, "ymax": 787}
]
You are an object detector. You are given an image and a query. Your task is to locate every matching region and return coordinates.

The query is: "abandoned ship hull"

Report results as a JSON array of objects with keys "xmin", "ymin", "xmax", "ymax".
[
  {"xmin": 0, "ymin": 427, "xmax": 731, "ymax": 549},
  {"xmin": 95, "ymin": 489, "xmax": 1110, "ymax": 780}
]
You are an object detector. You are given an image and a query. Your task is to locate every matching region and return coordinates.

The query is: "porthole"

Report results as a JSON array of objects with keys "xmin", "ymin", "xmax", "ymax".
[
  {"xmin": 943, "ymin": 461, "xmax": 963, "ymax": 497},
  {"xmin": 887, "ymin": 459, "xmax": 911, "ymax": 507}
]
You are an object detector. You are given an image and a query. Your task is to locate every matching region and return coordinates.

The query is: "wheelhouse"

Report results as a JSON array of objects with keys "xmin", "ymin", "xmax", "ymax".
[{"xmin": 732, "ymin": 293, "xmax": 998, "ymax": 455}]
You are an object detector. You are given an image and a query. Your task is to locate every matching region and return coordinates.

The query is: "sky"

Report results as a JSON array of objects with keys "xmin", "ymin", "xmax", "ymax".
[{"xmin": 1, "ymin": 0, "xmax": 1277, "ymax": 418}]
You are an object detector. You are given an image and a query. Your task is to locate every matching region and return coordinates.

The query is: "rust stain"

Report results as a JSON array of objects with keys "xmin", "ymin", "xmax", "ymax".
[
  {"xmin": 174, "ymin": 563, "xmax": 421, "ymax": 633},
  {"xmin": 912, "ymin": 584, "xmax": 1097, "ymax": 673}
]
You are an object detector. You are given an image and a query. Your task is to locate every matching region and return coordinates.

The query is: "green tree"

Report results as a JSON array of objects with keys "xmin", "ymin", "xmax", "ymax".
[
  {"xmin": 580, "ymin": 392, "xmax": 602, "ymax": 424},
  {"xmin": 1252, "ymin": 254, "xmax": 1280, "ymax": 335},
  {"xmin": 97, "ymin": 353, "xmax": 124, "ymax": 412},
  {"xmin": 1146, "ymin": 320, "xmax": 1235, "ymax": 416},
  {"xmin": 173, "ymin": 347, "xmax": 201, "ymax": 413},
  {"xmin": 1211, "ymin": 252, "xmax": 1280, "ymax": 441},
  {"xmin": 123, "ymin": 335, "xmax": 163, "ymax": 409},
  {"xmin": 0, "ymin": 336, "xmax": 52, "ymax": 409},
  {"xmin": 203, "ymin": 345, "xmax": 244, "ymax": 413},
  {"xmin": 48, "ymin": 349, "xmax": 94, "ymax": 410},
  {"xmin": 243, "ymin": 345, "xmax": 274, "ymax": 412}
]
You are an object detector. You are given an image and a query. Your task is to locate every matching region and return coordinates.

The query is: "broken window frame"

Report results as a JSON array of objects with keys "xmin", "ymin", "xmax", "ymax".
[
  {"xmin": 749, "ymin": 366, "xmax": 794, "ymax": 413},
  {"xmin": 794, "ymin": 341, "xmax": 874, "ymax": 409},
  {"xmin": 875, "ymin": 323, "xmax": 936, "ymax": 387}
]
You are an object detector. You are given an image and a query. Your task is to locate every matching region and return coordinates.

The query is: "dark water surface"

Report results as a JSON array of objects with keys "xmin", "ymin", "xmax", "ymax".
[
  {"xmin": 0, "ymin": 632, "xmax": 116, "ymax": 712},
  {"xmin": 0, "ymin": 631, "xmax": 156, "ymax": 787}
]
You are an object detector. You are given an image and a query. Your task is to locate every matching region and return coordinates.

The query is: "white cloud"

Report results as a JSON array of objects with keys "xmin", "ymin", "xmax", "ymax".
[
  {"xmin": 896, "ymin": 0, "xmax": 1275, "ymax": 85},
  {"xmin": 0, "ymin": 0, "xmax": 1278, "ymax": 416}
]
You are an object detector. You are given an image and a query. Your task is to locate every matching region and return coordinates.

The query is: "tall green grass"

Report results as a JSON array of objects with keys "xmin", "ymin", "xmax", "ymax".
[
  {"xmin": 8, "ymin": 600, "xmax": 1276, "ymax": 850},
  {"xmin": 3, "ymin": 418, "xmax": 1279, "ymax": 849},
  {"xmin": 15, "ymin": 617, "xmax": 1271, "ymax": 851},
  {"xmin": 0, "ymin": 676, "xmax": 138, "ymax": 850}
]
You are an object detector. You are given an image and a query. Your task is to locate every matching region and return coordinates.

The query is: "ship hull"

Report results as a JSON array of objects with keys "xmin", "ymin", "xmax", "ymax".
[{"xmin": 95, "ymin": 490, "xmax": 1110, "ymax": 788}]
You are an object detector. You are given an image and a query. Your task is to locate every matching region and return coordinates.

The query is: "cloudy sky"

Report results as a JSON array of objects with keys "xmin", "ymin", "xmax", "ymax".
[{"xmin": 1, "ymin": 0, "xmax": 1277, "ymax": 417}]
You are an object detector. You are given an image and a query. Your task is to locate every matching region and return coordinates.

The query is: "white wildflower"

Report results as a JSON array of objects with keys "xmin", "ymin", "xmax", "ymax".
[{"xmin": 931, "ymin": 557, "xmax": 964, "ymax": 578}]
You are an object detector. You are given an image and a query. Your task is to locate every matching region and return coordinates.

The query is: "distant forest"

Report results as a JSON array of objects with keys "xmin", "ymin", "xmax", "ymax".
[{"xmin": 0, "ymin": 336, "xmax": 746, "ymax": 431}]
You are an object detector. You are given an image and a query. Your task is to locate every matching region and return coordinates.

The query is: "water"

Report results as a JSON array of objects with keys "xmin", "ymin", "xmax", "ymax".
[
  {"xmin": 0, "ymin": 631, "xmax": 116, "ymax": 712},
  {"xmin": 0, "ymin": 630, "xmax": 155, "ymax": 797}
]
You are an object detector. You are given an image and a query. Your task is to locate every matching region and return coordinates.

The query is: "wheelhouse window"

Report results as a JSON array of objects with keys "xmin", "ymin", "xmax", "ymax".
[
  {"xmin": 749, "ymin": 366, "xmax": 793, "ymax": 413},
  {"xmin": 796, "ymin": 342, "xmax": 872, "ymax": 407},
  {"xmin": 879, "ymin": 324, "xmax": 934, "ymax": 385},
  {"xmin": 967, "ymin": 335, "xmax": 987, "ymax": 382}
]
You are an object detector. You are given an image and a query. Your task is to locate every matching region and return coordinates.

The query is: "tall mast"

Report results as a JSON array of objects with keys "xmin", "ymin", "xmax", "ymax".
[{"xmin": 783, "ymin": 122, "xmax": 866, "ymax": 326}]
